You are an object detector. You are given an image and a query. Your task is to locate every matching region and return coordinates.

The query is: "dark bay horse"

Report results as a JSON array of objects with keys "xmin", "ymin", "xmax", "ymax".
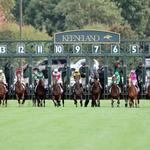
[
  {"xmin": 34, "ymin": 79, "xmax": 46, "ymax": 107},
  {"xmin": 128, "ymin": 79, "xmax": 138, "ymax": 108},
  {"xmin": 91, "ymin": 78, "xmax": 101, "ymax": 107},
  {"xmin": 73, "ymin": 80, "xmax": 83, "ymax": 107},
  {"xmin": 52, "ymin": 81, "xmax": 64, "ymax": 107},
  {"xmin": 15, "ymin": 80, "xmax": 26, "ymax": 106},
  {"xmin": 110, "ymin": 83, "xmax": 120, "ymax": 107},
  {"xmin": 0, "ymin": 81, "xmax": 7, "ymax": 107}
]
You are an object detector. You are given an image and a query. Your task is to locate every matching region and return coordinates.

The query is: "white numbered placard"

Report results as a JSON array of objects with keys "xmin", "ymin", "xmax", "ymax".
[
  {"xmin": 54, "ymin": 45, "xmax": 64, "ymax": 53},
  {"xmin": 0, "ymin": 45, "xmax": 6, "ymax": 54},
  {"xmin": 111, "ymin": 45, "xmax": 120, "ymax": 54},
  {"xmin": 73, "ymin": 45, "xmax": 82, "ymax": 54},
  {"xmin": 130, "ymin": 44, "xmax": 139, "ymax": 53},
  {"xmin": 36, "ymin": 45, "xmax": 43, "ymax": 54},
  {"xmin": 92, "ymin": 45, "xmax": 101, "ymax": 54},
  {"xmin": 17, "ymin": 44, "xmax": 25, "ymax": 54}
]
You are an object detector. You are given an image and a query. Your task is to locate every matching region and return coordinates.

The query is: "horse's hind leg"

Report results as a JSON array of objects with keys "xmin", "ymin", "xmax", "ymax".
[
  {"xmin": 97, "ymin": 94, "xmax": 100, "ymax": 107},
  {"xmin": 73, "ymin": 95, "xmax": 77, "ymax": 107}
]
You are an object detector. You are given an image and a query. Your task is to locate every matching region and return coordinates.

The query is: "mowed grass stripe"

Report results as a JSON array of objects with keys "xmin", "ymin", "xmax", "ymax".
[{"xmin": 0, "ymin": 100, "xmax": 150, "ymax": 150}]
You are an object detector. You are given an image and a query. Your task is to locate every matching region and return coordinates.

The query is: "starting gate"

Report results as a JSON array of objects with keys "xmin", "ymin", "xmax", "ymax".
[{"xmin": 0, "ymin": 29, "xmax": 149, "ymax": 100}]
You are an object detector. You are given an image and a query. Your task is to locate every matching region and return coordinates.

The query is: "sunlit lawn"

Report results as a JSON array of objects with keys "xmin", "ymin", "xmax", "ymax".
[{"xmin": 0, "ymin": 100, "xmax": 150, "ymax": 150}]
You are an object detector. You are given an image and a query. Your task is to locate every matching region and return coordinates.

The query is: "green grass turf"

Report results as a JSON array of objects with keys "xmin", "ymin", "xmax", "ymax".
[{"xmin": 0, "ymin": 100, "xmax": 150, "ymax": 150}]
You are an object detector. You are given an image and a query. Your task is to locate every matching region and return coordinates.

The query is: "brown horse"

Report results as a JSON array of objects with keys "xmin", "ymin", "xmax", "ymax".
[
  {"xmin": 73, "ymin": 80, "xmax": 83, "ymax": 107},
  {"xmin": 128, "ymin": 79, "xmax": 138, "ymax": 108},
  {"xmin": 15, "ymin": 80, "xmax": 26, "ymax": 106},
  {"xmin": 0, "ymin": 81, "xmax": 7, "ymax": 107},
  {"xmin": 34, "ymin": 79, "xmax": 46, "ymax": 107},
  {"xmin": 91, "ymin": 78, "xmax": 101, "ymax": 107},
  {"xmin": 52, "ymin": 81, "xmax": 64, "ymax": 107},
  {"xmin": 110, "ymin": 83, "xmax": 120, "ymax": 107}
]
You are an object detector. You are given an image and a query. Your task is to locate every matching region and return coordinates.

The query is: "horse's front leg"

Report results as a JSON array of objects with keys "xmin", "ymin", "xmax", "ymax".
[
  {"xmin": 52, "ymin": 96, "xmax": 57, "ymax": 107},
  {"xmin": 21, "ymin": 94, "xmax": 25, "ymax": 105},
  {"xmin": 16, "ymin": 95, "xmax": 20, "ymax": 107},
  {"xmin": 134, "ymin": 97, "xmax": 138, "ymax": 108},
  {"xmin": 111, "ymin": 99, "xmax": 114, "ymax": 108},
  {"xmin": 73, "ymin": 94, "xmax": 77, "ymax": 107},
  {"xmin": 117, "ymin": 97, "xmax": 120, "ymax": 107}
]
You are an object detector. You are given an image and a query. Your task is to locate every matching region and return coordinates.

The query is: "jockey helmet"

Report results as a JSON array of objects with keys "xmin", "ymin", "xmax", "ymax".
[
  {"xmin": 74, "ymin": 69, "xmax": 80, "ymax": 74},
  {"xmin": 0, "ymin": 69, "xmax": 3, "ymax": 74},
  {"xmin": 54, "ymin": 68, "xmax": 58, "ymax": 73}
]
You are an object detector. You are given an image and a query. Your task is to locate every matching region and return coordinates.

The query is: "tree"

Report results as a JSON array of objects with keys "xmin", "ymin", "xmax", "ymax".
[
  {"xmin": 23, "ymin": 0, "xmax": 62, "ymax": 36},
  {"xmin": 13, "ymin": 0, "xmax": 31, "ymax": 22},
  {"xmin": 113, "ymin": 0, "xmax": 150, "ymax": 37},
  {"xmin": 55, "ymin": 0, "xmax": 124, "ymax": 30},
  {"xmin": 0, "ymin": 0, "xmax": 14, "ymax": 21}
]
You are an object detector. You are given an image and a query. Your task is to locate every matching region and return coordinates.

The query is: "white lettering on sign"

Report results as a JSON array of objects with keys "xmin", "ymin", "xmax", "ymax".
[
  {"xmin": 0, "ymin": 45, "xmax": 6, "ymax": 54},
  {"xmin": 111, "ymin": 45, "xmax": 120, "ymax": 54},
  {"xmin": 17, "ymin": 44, "xmax": 25, "ymax": 54},
  {"xmin": 92, "ymin": 45, "xmax": 101, "ymax": 53},
  {"xmin": 130, "ymin": 45, "xmax": 139, "ymax": 53},
  {"xmin": 54, "ymin": 45, "xmax": 64, "ymax": 53},
  {"xmin": 73, "ymin": 45, "xmax": 82, "ymax": 53},
  {"xmin": 37, "ymin": 45, "xmax": 43, "ymax": 53}
]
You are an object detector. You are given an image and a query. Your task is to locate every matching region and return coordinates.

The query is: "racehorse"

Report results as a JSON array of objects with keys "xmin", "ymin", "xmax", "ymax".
[
  {"xmin": 72, "ymin": 80, "xmax": 83, "ymax": 107},
  {"xmin": 51, "ymin": 80, "xmax": 64, "ymax": 107},
  {"xmin": 15, "ymin": 79, "xmax": 26, "ymax": 106},
  {"xmin": 128, "ymin": 79, "xmax": 139, "ymax": 108},
  {"xmin": 0, "ymin": 81, "xmax": 7, "ymax": 107},
  {"xmin": 34, "ymin": 79, "xmax": 46, "ymax": 107},
  {"xmin": 91, "ymin": 78, "xmax": 101, "ymax": 107},
  {"xmin": 110, "ymin": 83, "xmax": 120, "ymax": 107}
]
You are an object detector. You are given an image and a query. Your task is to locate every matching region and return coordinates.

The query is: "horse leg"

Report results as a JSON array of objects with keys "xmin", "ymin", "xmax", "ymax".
[
  {"xmin": 74, "ymin": 95, "xmax": 77, "ymax": 107},
  {"xmin": 97, "ymin": 94, "xmax": 100, "ymax": 107},
  {"xmin": 80, "ymin": 95, "xmax": 83, "ymax": 107},
  {"xmin": 111, "ymin": 99, "xmax": 114, "ymax": 108},
  {"xmin": 0, "ymin": 100, "xmax": 1, "ymax": 106},
  {"xmin": 117, "ymin": 98, "xmax": 120, "ymax": 107},
  {"xmin": 52, "ymin": 96, "xmax": 57, "ymax": 107}
]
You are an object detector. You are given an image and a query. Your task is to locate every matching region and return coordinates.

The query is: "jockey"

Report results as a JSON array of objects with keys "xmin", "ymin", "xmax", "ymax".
[
  {"xmin": 73, "ymin": 69, "xmax": 81, "ymax": 83},
  {"xmin": 52, "ymin": 68, "xmax": 63, "ymax": 93},
  {"xmin": 110, "ymin": 69, "xmax": 121, "ymax": 93},
  {"xmin": 33, "ymin": 68, "xmax": 45, "ymax": 91},
  {"xmin": 79, "ymin": 62, "xmax": 86, "ymax": 86},
  {"xmin": 13, "ymin": 69, "xmax": 26, "ymax": 90},
  {"xmin": 0, "ymin": 69, "xmax": 8, "ymax": 92},
  {"xmin": 129, "ymin": 69, "xmax": 139, "ymax": 92}
]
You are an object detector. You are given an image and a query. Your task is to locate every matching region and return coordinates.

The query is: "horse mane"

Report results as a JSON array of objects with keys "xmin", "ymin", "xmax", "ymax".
[
  {"xmin": 128, "ymin": 82, "xmax": 137, "ymax": 98},
  {"xmin": 36, "ymin": 79, "xmax": 45, "ymax": 97},
  {"xmin": 74, "ymin": 82, "xmax": 83, "ymax": 96},
  {"xmin": 91, "ymin": 80, "xmax": 100, "ymax": 94},
  {"xmin": 52, "ymin": 83, "xmax": 61, "ymax": 96},
  {"xmin": 111, "ymin": 83, "xmax": 120, "ymax": 98},
  {"xmin": 15, "ymin": 80, "xmax": 24, "ymax": 95}
]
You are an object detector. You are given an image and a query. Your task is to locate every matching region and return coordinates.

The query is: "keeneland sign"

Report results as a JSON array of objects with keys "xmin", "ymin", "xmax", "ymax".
[{"xmin": 54, "ymin": 30, "xmax": 120, "ymax": 44}]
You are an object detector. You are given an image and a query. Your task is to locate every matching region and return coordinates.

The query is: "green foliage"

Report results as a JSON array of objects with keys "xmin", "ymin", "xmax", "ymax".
[
  {"xmin": 110, "ymin": 23, "xmax": 138, "ymax": 40},
  {"xmin": 0, "ymin": 0, "xmax": 15, "ymax": 21},
  {"xmin": 13, "ymin": 0, "xmax": 31, "ymax": 22},
  {"xmin": 24, "ymin": 0, "xmax": 62, "ymax": 36},
  {"xmin": 0, "ymin": 23, "xmax": 50, "ymax": 40},
  {"xmin": 83, "ymin": 23, "xmax": 109, "ymax": 31},
  {"xmin": 55, "ymin": 0, "xmax": 123, "ymax": 30},
  {"xmin": 113, "ymin": 0, "xmax": 150, "ymax": 37}
]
